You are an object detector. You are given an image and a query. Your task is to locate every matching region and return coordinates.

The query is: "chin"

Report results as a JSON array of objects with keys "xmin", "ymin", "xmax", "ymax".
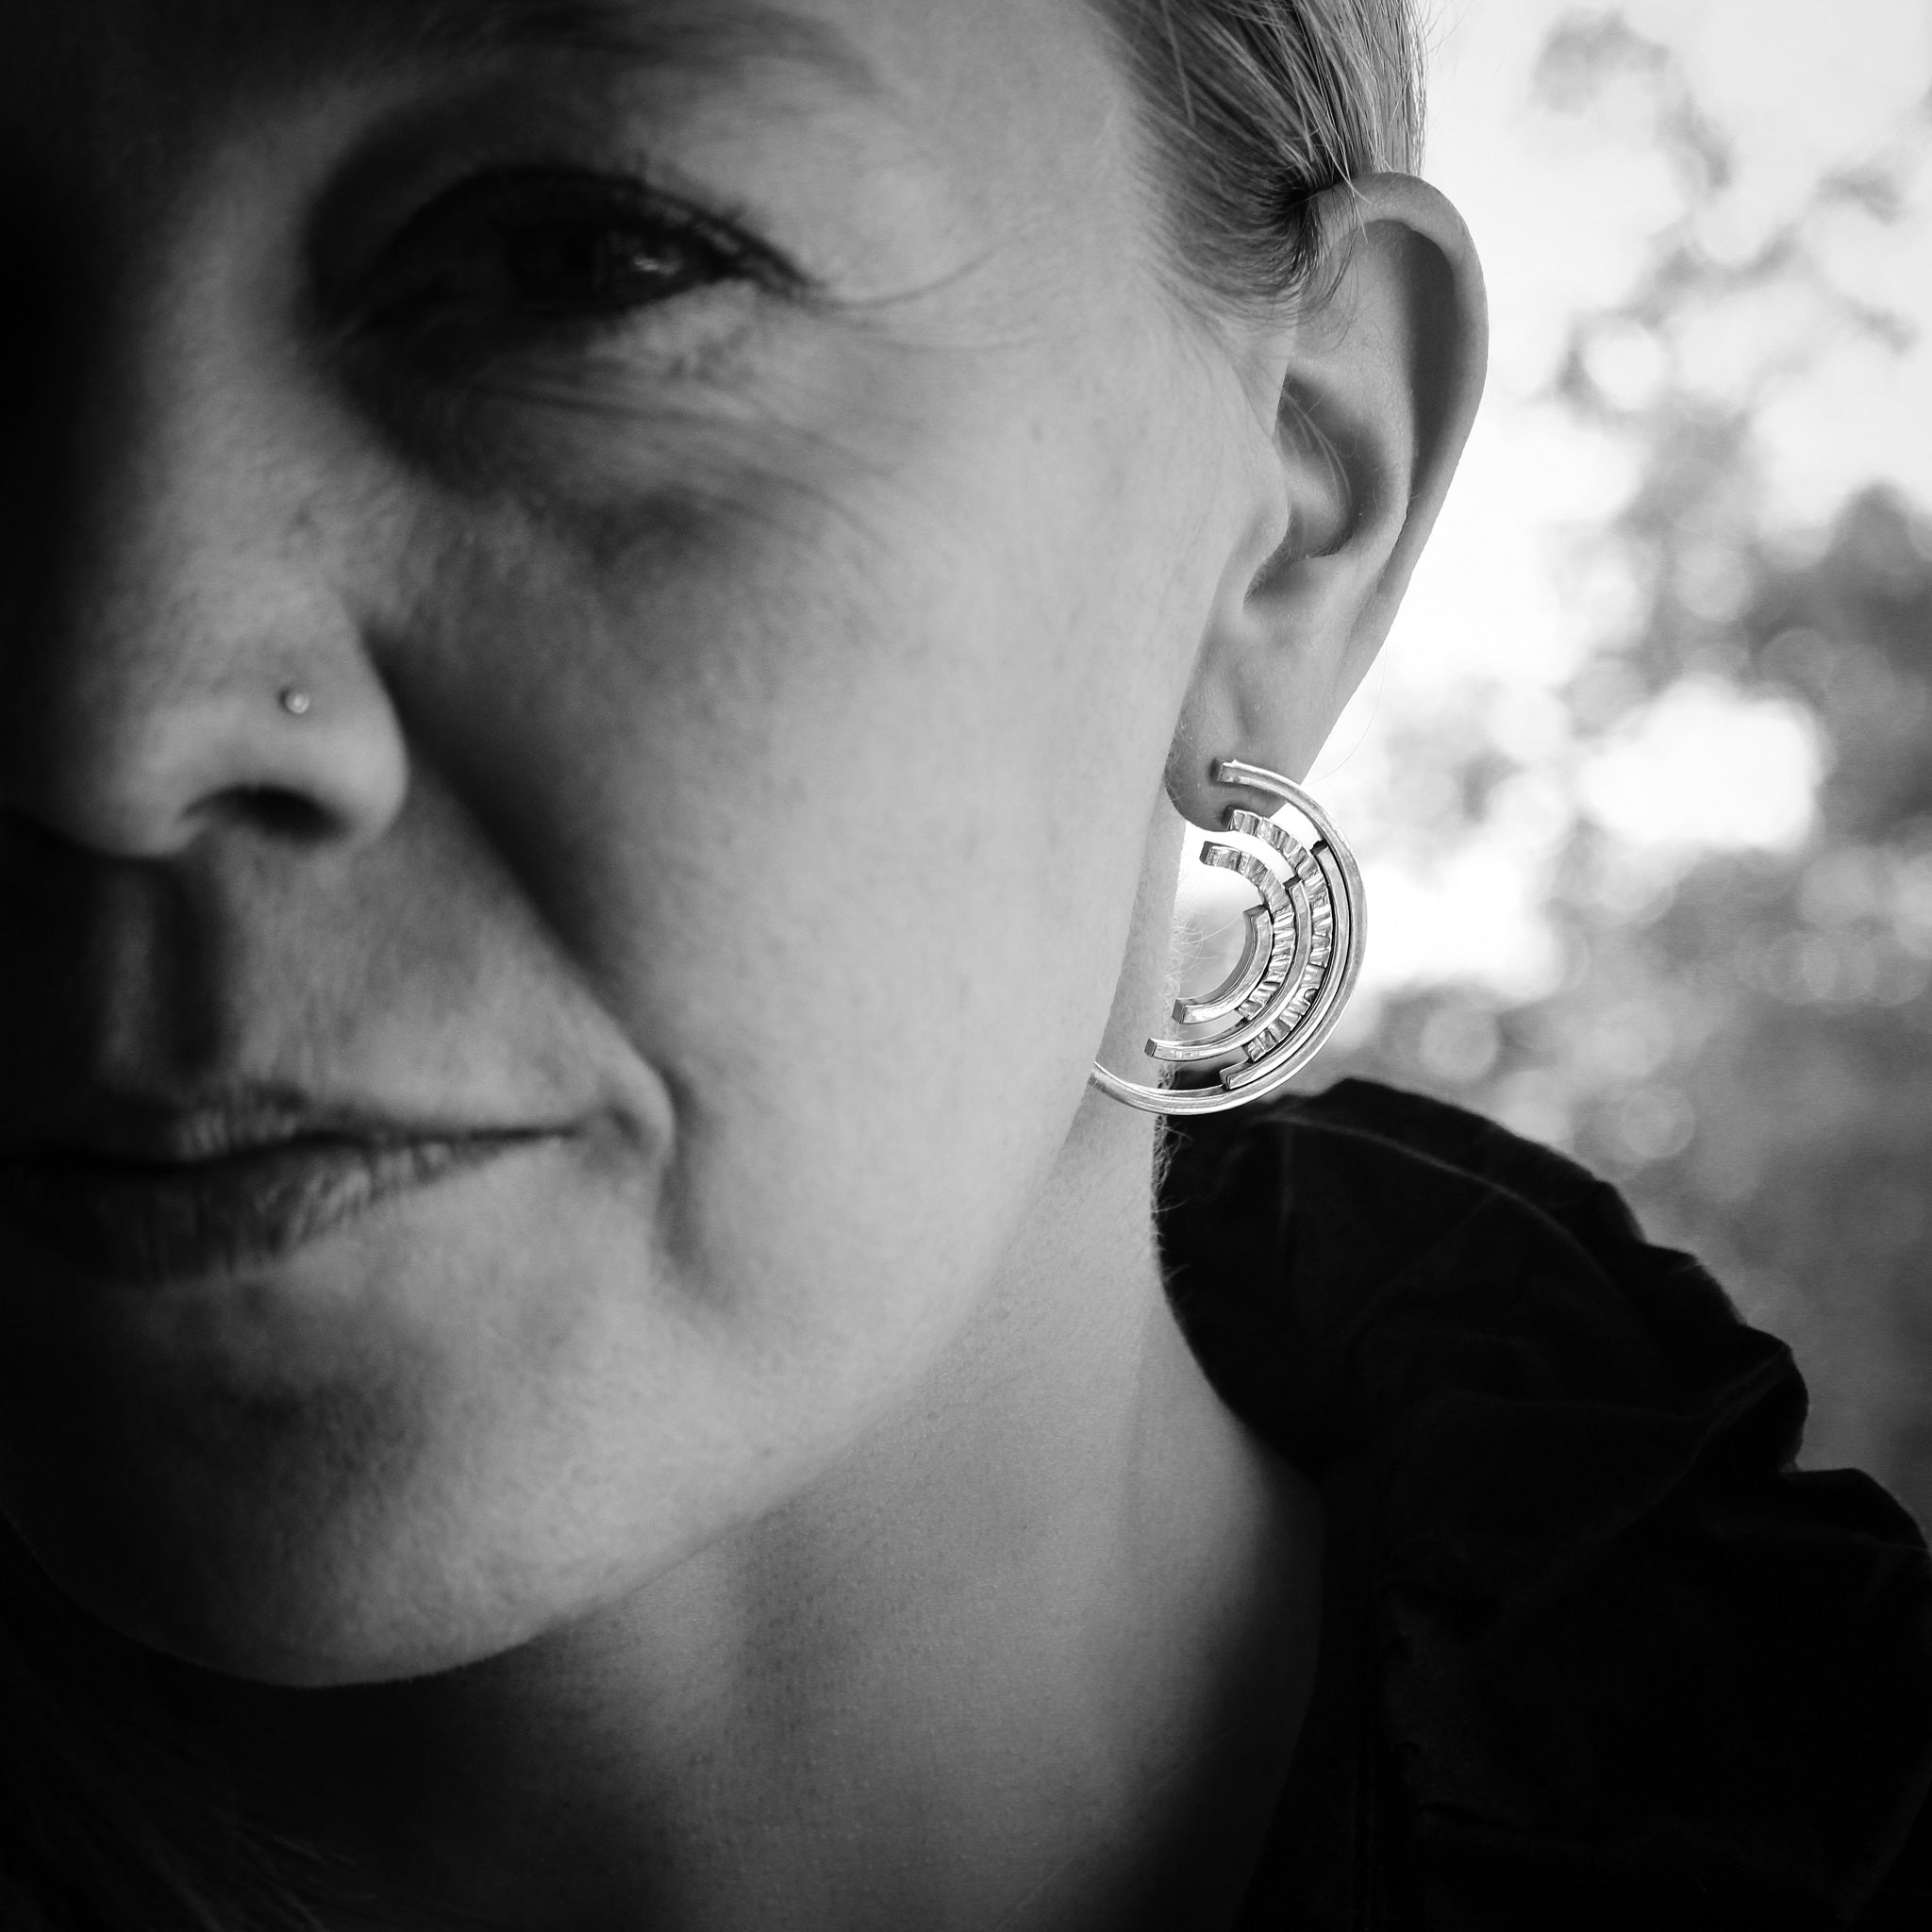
[
  {"xmin": 0, "ymin": 1153, "xmax": 668, "ymax": 1680},
  {"xmin": 5, "ymin": 1457, "xmax": 580, "ymax": 1689}
]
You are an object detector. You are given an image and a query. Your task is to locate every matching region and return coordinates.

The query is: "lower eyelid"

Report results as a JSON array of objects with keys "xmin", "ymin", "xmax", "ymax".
[{"xmin": 364, "ymin": 276, "xmax": 774, "ymax": 400}]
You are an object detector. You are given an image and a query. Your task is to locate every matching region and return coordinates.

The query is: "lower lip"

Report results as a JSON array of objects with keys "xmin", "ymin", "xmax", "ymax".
[{"xmin": 0, "ymin": 1134, "xmax": 559, "ymax": 1286}]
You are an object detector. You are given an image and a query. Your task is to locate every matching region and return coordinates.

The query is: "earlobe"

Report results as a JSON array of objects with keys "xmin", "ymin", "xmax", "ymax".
[{"xmin": 1167, "ymin": 174, "xmax": 1488, "ymax": 828}]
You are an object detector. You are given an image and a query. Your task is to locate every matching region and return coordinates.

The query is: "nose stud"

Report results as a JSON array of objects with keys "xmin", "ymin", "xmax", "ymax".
[{"xmin": 278, "ymin": 687, "xmax": 313, "ymax": 717}]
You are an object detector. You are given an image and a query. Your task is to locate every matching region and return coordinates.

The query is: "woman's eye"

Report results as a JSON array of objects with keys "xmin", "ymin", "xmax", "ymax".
[
  {"xmin": 495, "ymin": 221, "xmax": 705, "ymax": 310},
  {"xmin": 357, "ymin": 170, "xmax": 792, "ymax": 348}
]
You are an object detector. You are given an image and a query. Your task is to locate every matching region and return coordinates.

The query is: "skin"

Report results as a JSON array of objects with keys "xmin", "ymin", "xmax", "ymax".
[{"xmin": 0, "ymin": 1, "xmax": 1486, "ymax": 1926}]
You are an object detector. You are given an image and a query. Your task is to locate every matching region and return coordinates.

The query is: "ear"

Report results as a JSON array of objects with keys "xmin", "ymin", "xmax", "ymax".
[{"xmin": 1166, "ymin": 174, "xmax": 1488, "ymax": 825}]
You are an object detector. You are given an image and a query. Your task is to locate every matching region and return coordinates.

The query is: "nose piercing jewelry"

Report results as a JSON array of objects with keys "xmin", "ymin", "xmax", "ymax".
[
  {"xmin": 278, "ymin": 687, "xmax": 313, "ymax": 717},
  {"xmin": 1089, "ymin": 758, "xmax": 1365, "ymax": 1116}
]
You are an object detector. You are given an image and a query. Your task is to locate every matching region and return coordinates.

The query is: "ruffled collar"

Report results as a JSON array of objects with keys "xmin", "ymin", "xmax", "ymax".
[{"xmin": 1158, "ymin": 1080, "xmax": 1932, "ymax": 1930}]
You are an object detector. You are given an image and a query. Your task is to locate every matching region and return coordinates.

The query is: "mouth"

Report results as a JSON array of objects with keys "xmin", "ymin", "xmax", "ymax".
[{"xmin": 0, "ymin": 1104, "xmax": 570, "ymax": 1287}]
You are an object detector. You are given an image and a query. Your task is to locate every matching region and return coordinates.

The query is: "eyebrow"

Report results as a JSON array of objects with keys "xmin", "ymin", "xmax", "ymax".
[{"xmin": 379, "ymin": 0, "xmax": 882, "ymax": 96}]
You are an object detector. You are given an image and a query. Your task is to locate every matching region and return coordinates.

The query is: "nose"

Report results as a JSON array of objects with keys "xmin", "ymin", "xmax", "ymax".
[{"xmin": 1, "ymin": 242, "xmax": 408, "ymax": 861}]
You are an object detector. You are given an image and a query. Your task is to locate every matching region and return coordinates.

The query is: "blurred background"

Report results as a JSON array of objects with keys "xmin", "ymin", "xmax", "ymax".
[{"xmin": 1297, "ymin": 0, "xmax": 1932, "ymax": 1517}]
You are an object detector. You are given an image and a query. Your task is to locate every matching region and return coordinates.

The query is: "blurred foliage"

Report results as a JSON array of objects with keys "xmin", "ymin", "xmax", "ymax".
[{"xmin": 1324, "ymin": 10, "xmax": 1932, "ymax": 1516}]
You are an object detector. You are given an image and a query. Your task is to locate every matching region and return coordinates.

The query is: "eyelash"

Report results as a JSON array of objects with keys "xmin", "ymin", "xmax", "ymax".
[{"xmin": 355, "ymin": 168, "xmax": 803, "ymax": 358}]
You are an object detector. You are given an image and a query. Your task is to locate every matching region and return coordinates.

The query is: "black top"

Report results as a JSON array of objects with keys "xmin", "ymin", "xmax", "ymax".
[{"xmin": 1158, "ymin": 1079, "xmax": 1932, "ymax": 1931}]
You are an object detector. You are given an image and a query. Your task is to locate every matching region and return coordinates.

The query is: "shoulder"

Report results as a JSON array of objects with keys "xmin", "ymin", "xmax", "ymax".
[{"xmin": 1160, "ymin": 1080, "xmax": 1932, "ymax": 1931}]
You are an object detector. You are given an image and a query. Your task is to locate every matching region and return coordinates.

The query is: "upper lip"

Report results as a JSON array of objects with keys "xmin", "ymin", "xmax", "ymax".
[{"xmin": 3, "ymin": 1086, "xmax": 561, "ymax": 1166}]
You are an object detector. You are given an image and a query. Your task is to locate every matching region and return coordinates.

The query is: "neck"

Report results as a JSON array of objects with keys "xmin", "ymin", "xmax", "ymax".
[{"xmin": 221, "ymin": 1093, "xmax": 1322, "ymax": 1932}]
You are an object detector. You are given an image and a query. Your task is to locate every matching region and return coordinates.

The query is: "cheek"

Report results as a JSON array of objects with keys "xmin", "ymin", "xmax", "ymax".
[{"xmin": 405, "ymin": 372, "xmax": 1192, "ymax": 1309}]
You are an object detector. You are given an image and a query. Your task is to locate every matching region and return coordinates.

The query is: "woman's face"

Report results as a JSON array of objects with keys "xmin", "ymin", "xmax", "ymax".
[{"xmin": 0, "ymin": 0, "xmax": 1265, "ymax": 1681}]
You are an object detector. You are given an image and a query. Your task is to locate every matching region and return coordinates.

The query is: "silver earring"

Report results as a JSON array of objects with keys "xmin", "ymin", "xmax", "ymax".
[
  {"xmin": 1090, "ymin": 759, "xmax": 1365, "ymax": 1116},
  {"xmin": 278, "ymin": 687, "xmax": 312, "ymax": 717}
]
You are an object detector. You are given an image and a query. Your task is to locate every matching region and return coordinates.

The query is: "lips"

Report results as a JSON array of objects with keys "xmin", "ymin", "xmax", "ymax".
[{"xmin": 0, "ymin": 1113, "xmax": 564, "ymax": 1287}]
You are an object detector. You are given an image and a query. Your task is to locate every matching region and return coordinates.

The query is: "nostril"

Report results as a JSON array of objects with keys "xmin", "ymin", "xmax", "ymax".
[{"xmin": 218, "ymin": 786, "xmax": 343, "ymax": 842}]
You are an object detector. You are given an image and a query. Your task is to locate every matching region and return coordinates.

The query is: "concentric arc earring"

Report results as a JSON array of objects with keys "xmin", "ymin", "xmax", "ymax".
[{"xmin": 1089, "ymin": 758, "xmax": 1365, "ymax": 1116}]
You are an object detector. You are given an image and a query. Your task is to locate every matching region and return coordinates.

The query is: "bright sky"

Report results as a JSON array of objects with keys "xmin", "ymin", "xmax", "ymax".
[{"xmin": 1282, "ymin": 0, "xmax": 1932, "ymax": 1009}]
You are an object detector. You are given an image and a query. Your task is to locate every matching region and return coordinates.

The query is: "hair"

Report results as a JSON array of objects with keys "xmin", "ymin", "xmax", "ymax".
[
  {"xmin": 1099, "ymin": 0, "xmax": 1426, "ymax": 311},
  {"xmin": 0, "ymin": 6, "xmax": 1426, "ymax": 1926}
]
